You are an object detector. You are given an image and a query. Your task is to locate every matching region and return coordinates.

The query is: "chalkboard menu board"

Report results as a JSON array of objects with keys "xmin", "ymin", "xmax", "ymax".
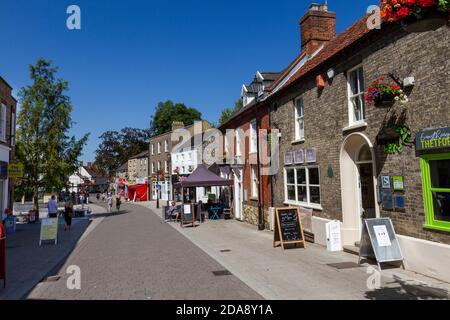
[{"xmin": 273, "ymin": 208, "xmax": 306, "ymax": 250}]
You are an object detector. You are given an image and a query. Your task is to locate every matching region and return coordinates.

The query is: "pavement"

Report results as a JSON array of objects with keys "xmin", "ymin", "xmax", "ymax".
[
  {"xmin": 135, "ymin": 201, "xmax": 450, "ymax": 300},
  {"xmin": 0, "ymin": 204, "xmax": 105, "ymax": 300},
  {"xmin": 26, "ymin": 201, "xmax": 262, "ymax": 300}
]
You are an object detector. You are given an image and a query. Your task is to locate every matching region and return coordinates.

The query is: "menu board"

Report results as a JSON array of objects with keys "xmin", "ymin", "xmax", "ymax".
[
  {"xmin": 273, "ymin": 208, "xmax": 306, "ymax": 250},
  {"xmin": 181, "ymin": 204, "xmax": 195, "ymax": 227}
]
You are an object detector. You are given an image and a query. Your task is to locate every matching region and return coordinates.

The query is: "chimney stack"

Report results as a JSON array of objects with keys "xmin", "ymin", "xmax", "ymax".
[
  {"xmin": 300, "ymin": 3, "xmax": 336, "ymax": 55},
  {"xmin": 171, "ymin": 121, "xmax": 185, "ymax": 131}
]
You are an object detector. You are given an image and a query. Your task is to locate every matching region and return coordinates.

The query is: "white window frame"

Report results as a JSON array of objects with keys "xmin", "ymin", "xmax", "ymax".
[
  {"xmin": 151, "ymin": 144, "xmax": 154, "ymax": 155},
  {"xmin": 151, "ymin": 163, "xmax": 155, "ymax": 174},
  {"xmin": 10, "ymin": 112, "xmax": 15, "ymax": 146},
  {"xmin": 0, "ymin": 104, "xmax": 6, "ymax": 142},
  {"xmin": 294, "ymin": 98, "xmax": 305, "ymax": 141},
  {"xmin": 236, "ymin": 127, "xmax": 243, "ymax": 157},
  {"xmin": 251, "ymin": 165, "xmax": 258, "ymax": 199},
  {"xmin": 347, "ymin": 65, "xmax": 366, "ymax": 126},
  {"xmin": 158, "ymin": 142, "xmax": 161, "ymax": 154},
  {"xmin": 284, "ymin": 166, "xmax": 322, "ymax": 210},
  {"xmin": 164, "ymin": 161, "xmax": 168, "ymax": 173},
  {"xmin": 165, "ymin": 140, "xmax": 169, "ymax": 153},
  {"xmin": 250, "ymin": 119, "xmax": 257, "ymax": 154},
  {"xmin": 157, "ymin": 161, "xmax": 161, "ymax": 172}
]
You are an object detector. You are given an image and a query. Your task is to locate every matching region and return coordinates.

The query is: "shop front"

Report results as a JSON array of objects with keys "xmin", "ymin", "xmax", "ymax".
[
  {"xmin": 416, "ymin": 127, "xmax": 450, "ymax": 233},
  {"xmin": 0, "ymin": 145, "xmax": 10, "ymax": 221}
]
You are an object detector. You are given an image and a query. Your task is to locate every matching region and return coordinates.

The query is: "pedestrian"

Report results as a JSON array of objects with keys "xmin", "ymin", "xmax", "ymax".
[
  {"xmin": 107, "ymin": 193, "xmax": 113, "ymax": 213},
  {"xmin": 64, "ymin": 200, "xmax": 74, "ymax": 231},
  {"xmin": 116, "ymin": 196, "xmax": 122, "ymax": 212},
  {"xmin": 96, "ymin": 193, "xmax": 100, "ymax": 201},
  {"xmin": 47, "ymin": 195, "xmax": 58, "ymax": 218}
]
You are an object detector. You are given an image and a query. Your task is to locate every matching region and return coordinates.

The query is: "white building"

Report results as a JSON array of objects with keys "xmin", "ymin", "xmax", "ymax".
[{"xmin": 171, "ymin": 135, "xmax": 220, "ymax": 203}]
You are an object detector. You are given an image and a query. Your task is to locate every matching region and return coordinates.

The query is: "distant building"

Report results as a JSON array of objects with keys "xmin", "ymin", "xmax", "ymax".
[
  {"xmin": 128, "ymin": 150, "xmax": 149, "ymax": 182},
  {"xmin": 68, "ymin": 163, "xmax": 108, "ymax": 193}
]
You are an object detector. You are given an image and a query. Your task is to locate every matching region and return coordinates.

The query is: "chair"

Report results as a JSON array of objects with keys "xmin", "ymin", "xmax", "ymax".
[{"xmin": 209, "ymin": 206, "xmax": 221, "ymax": 220}]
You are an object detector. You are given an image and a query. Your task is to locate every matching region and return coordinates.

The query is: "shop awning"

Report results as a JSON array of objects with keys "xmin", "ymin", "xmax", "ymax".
[{"xmin": 174, "ymin": 165, "xmax": 233, "ymax": 188}]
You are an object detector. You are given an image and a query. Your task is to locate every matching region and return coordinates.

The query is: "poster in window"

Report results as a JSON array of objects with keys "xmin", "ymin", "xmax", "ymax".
[
  {"xmin": 294, "ymin": 150, "xmax": 304, "ymax": 164},
  {"xmin": 306, "ymin": 149, "xmax": 317, "ymax": 163},
  {"xmin": 284, "ymin": 152, "xmax": 293, "ymax": 165}
]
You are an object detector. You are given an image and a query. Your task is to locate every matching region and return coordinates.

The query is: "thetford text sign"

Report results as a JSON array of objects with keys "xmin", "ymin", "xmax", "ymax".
[{"xmin": 416, "ymin": 127, "xmax": 450, "ymax": 152}]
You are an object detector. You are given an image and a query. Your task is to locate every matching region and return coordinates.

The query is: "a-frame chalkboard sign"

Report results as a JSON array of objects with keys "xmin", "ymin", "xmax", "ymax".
[
  {"xmin": 180, "ymin": 204, "xmax": 196, "ymax": 228},
  {"xmin": 273, "ymin": 208, "xmax": 306, "ymax": 250}
]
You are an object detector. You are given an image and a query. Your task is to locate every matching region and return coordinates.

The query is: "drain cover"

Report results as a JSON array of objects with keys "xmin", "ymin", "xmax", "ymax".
[
  {"xmin": 220, "ymin": 249, "xmax": 231, "ymax": 253},
  {"xmin": 327, "ymin": 262, "xmax": 361, "ymax": 270},
  {"xmin": 212, "ymin": 270, "xmax": 232, "ymax": 276}
]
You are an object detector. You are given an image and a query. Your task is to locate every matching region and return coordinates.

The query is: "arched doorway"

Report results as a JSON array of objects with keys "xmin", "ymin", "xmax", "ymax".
[{"xmin": 340, "ymin": 133, "xmax": 379, "ymax": 246}]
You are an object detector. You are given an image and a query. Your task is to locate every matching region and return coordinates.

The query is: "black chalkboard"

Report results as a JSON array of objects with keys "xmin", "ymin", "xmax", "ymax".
[{"xmin": 273, "ymin": 208, "xmax": 306, "ymax": 250}]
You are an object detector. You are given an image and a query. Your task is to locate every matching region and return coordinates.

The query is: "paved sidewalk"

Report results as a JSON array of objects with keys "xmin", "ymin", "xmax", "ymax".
[
  {"xmin": 0, "ymin": 204, "xmax": 106, "ymax": 300},
  {"xmin": 136, "ymin": 201, "xmax": 450, "ymax": 300}
]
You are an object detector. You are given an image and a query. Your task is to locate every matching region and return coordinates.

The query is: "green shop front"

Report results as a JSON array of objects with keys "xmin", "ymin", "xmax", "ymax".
[{"xmin": 416, "ymin": 127, "xmax": 450, "ymax": 233}]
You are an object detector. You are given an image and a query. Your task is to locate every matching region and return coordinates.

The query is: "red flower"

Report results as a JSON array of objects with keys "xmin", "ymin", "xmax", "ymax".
[
  {"xmin": 405, "ymin": 0, "xmax": 417, "ymax": 6},
  {"xmin": 379, "ymin": 76, "xmax": 385, "ymax": 81},
  {"xmin": 397, "ymin": 7, "xmax": 411, "ymax": 19},
  {"xmin": 417, "ymin": 0, "xmax": 435, "ymax": 7},
  {"xmin": 391, "ymin": 84, "xmax": 401, "ymax": 90}
]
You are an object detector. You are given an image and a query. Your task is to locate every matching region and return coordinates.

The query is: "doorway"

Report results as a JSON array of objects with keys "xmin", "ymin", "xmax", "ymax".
[{"xmin": 340, "ymin": 134, "xmax": 379, "ymax": 246}]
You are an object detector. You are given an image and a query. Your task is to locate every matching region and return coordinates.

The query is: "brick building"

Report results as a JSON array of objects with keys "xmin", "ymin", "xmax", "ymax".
[
  {"xmin": 0, "ymin": 76, "xmax": 17, "ymax": 220},
  {"xmin": 128, "ymin": 150, "xmax": 149, "ymax": 182},
  {"xmin": 220, "ymin": 72, "xmax": 279, "ymax": 229},
  {"xmin": 261, "ymin": 4, "xmax": 449, "ymax": 281}
]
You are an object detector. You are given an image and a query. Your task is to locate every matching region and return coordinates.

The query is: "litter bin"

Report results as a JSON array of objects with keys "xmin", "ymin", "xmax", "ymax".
[{"xmin": 3, "ymin": 216, "xmax": 16, "ymax": 234}]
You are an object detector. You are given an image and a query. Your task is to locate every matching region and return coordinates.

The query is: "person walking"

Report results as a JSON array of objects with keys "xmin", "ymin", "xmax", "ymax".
[
  {"xmin": 107, "ymin": 193, "xmax": 113, "ymax": 213},
  {"xmin": 47, "ymin": 195, "xmax": 58, "ymax": 218},
  {"xmin": 64, "ymin": 201, "xmax": 74, "ymax": 231},
  {"xmin": 116, "ymin": 196, "xmax": 122, "ymax": 212}
]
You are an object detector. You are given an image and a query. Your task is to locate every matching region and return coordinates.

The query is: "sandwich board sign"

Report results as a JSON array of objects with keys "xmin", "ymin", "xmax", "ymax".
[
  {"xmin": 180, "ymin": 204, "xmax": 195, "ymax": 228},
  {"xmin": 273, "ymin": 208, "xmax": 306, "ymax": 250},
  {"xmin": 358, "ymin": 218, "xmax": 404, "ymax": 272},
  {"xmin": 39, "ymin": 218, "xmax": 59, "ymax": 246}
]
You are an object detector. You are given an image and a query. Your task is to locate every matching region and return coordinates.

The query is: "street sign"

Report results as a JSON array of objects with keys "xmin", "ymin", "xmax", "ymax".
[
  {"xmin": 39, "ymin": 218, "xmax": 59, "ymax": 246},
  {"xmin": 273, "ymin": 208, "xmax": 306, "ymax": 250},
  {"xmin": 8, "ymin": 163, "xmax": 24, "ymax": 179},
  {"xmin": 358, "ymin": 218, "xmax": 404, "ymax": 271}
]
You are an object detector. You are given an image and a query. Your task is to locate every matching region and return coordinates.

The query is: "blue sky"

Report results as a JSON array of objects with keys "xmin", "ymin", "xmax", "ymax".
[{"xmin": 0, "ymin": 0, "xmax": 375, "ymax": 162}]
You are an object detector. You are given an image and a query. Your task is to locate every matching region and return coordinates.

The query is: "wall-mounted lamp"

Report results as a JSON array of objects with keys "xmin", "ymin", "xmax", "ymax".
[{"xmin": 326, "ymin": 68, "xmax": 335, "ymax": 80}]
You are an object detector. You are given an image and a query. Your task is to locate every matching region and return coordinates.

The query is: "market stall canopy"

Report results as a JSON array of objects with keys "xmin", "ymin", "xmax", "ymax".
[{"xmin": 174, "ymin": 165, "xmax": 233, "ymax": 188}]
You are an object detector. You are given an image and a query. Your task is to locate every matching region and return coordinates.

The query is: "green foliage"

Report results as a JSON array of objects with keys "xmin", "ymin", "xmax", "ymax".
[
  {"xmin": 219, "ymin": 99, "xmax": 243, "ymax": 126},
  {"xmin": 384, "ymin": 124, "xmax": 414, "ymax": 155},
  {"xmin": 149, "ymin": 100, "xmax": 202, "ymax": 136},
  {"xmin": 15, "ymin": 59, "xmax": 89, "ymax": 208},
  {"xmin": 94, "ymin": 127, "xmax": 150, "ymax": 177}
]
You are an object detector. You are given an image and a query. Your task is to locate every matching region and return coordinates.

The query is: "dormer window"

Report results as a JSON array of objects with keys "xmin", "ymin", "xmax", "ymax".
[{"xmin": 258, "ymin": 83, "xmax": 264, "ymax": 97}]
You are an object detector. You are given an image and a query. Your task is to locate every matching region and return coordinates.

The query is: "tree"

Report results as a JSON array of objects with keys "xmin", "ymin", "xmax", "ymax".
[
  {"xmin": 219, "ymin": 99, "xmax": 243, "ymax": 126},
  {"xmin": 149, "ymin": 100, "xmax": 202, "ymax": 136},
  {"xmin": 15, "ymin": 59, "xmax": 89, "ymax": 214},
  {"xmin": 94, "ymin": 127, "xmax": 150, "ymax": 177}
]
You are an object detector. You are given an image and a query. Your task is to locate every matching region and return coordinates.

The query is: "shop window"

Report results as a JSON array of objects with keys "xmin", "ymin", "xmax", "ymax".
[
  {"xmin": 284, "ymin": 166, "xmax": 321, "ymax": 208},
  {"xmin": 421, "ymin": 153, "xmax": 450, "ymax": 232}
]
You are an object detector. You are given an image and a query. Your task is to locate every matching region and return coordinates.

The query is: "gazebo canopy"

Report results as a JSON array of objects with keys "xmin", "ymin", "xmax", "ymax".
[{"xmin": 174, "ymin": 164, "xmax": 233, "ymax": 188}]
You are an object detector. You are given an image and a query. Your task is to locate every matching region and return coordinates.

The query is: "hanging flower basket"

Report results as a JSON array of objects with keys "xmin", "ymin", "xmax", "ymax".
[
  {"xmin": 365, "ymin": 76, "xmax": 408, "ymax": 107},
  {"xmin": 381, "ymin": 0, "xmax": 449, "ymax": 33}
]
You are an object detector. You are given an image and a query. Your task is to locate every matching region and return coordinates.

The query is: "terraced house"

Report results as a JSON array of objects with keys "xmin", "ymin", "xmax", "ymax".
[{"xmin": 224, "ymin": 3, "xmax": 449, "ymax": 282}]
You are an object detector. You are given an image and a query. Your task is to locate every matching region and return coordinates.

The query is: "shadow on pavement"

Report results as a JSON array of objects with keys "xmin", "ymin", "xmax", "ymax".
[{"xmin": 365, "ymin": 275, "xmax": 449, "ymax": 300}]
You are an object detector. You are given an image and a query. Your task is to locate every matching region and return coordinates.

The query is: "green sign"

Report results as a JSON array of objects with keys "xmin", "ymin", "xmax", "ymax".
[
  {"xmin": 393, "ymin": 176, "xmax": 404, "ymax": 191},
  {"xmin": 416, "ymin": 127, "xmax": 450, "ymax": 152}
]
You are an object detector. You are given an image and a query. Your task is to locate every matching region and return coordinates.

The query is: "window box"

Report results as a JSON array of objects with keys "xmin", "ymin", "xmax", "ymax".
[{"xmin": 421, "ymin": 153, "xmax": 450, "ymax": 233}]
